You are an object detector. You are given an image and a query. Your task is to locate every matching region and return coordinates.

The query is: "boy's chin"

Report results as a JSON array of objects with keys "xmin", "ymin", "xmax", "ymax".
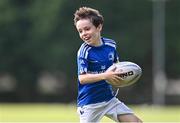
[{"xmin": 85, "ymin": 40, "xmax": 92, "ymax": 45}]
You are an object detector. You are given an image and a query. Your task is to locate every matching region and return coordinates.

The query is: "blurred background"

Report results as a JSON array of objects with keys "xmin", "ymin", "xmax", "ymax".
[{"xmin": 0, "ymin": 0, "xmax": 180, "ymax": 122}]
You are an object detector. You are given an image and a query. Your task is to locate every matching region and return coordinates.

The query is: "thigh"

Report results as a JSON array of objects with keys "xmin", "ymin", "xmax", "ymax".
[
  {"xmin": 77, "ymin": 106, "xmax": 99, "ymax": 123},
  {"xmin": 77, "ymin": 103, "xmax": 107, "ymax": 123},
  {"xmin": 105, "ymin": 98, "xmax": 134, "ymax": 122},
  {"xmin": 118, "ymin": 113, "xmax": 142, "ymax": 122}
]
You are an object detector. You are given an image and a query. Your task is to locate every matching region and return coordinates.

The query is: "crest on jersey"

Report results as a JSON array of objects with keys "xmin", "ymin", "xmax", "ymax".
[{"xmin": 108, "ymin": 52, "xmax": 114, "ymax": 61}]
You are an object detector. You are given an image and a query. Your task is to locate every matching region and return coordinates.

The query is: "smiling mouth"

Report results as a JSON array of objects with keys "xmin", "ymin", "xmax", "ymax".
[{"xmin": 83, "ymin": 36, "xmax": 91, "ymax": 41}]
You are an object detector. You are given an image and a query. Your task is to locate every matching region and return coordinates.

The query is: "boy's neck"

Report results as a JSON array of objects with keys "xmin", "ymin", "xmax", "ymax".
[{"xmin": 94, "ymin": 37, "xmax": 103, "ymax": 47}]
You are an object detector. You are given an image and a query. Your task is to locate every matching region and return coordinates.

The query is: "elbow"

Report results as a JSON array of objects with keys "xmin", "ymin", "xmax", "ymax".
[
  {"xmin": 78, "ymin": 75, "xmax": 87, "ymax": 84},
  {"xmin": 79, "ymin": 78, "xmax": 86, "ymax": 85}
]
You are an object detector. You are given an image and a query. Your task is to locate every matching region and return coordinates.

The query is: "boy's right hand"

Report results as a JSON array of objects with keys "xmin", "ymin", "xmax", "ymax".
[{"xmin": 104, "ymin": 66, "xmax": 124, "ymax": 86}]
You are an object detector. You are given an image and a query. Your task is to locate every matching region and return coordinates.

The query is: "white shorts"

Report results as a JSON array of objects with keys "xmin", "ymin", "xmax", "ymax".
[{"xmin": 77, "ymin": 97, "xmax": 133, "ymax": 123}]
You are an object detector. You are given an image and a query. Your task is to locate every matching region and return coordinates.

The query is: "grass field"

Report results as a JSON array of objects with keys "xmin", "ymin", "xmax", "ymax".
[{"xmin": 0, "ymin": 103, "xmax": 180, "ymax": 122}]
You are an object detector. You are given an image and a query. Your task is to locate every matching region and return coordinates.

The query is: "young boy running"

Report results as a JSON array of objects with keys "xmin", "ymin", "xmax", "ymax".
[{"xmin": 74, "ymin": 6, "xmax": 142, "ymax": 123}]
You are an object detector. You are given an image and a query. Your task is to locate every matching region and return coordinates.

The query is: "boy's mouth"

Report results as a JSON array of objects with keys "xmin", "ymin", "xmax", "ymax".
[
  {"xmin": 83, "ymin": 36, "xmax": 91, "ymax": 41},
  {"xmin": 83, "ymin": 35, "xmax": 94, "ymax": 45}
]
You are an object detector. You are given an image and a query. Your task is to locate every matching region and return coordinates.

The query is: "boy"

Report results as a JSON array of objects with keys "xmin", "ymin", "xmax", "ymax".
[{"xmin": 74, "ymin": 7, "xmax": 142, "ymax": 123}]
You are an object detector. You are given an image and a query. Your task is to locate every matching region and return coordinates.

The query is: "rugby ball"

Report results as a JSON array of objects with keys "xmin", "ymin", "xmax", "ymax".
[{"xmin": 106, "ymin": 61, "xmax": 142, "ymax": 87}]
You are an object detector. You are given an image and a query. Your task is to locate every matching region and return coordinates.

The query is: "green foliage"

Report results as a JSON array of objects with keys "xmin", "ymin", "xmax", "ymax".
[{"xmin": 166, "ymin": 0, "xmax": 180, "ymax": 78}]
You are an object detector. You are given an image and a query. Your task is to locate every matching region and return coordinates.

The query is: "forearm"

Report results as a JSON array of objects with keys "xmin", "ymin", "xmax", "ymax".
[{"xmin": 78, "ymin": 73, "xmax": 107, "ymax": 84}]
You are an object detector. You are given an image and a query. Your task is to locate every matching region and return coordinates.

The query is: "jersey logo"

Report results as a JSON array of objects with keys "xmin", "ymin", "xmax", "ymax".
[{"xmin": 80, "ymin": 110, "xmax": 84, "ymax": 115}]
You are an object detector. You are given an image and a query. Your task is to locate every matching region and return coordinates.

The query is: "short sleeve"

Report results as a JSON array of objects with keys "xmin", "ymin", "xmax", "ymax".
[{"xmin": 77, "ymin": 57, "xmax": 88, "ymax": 75}]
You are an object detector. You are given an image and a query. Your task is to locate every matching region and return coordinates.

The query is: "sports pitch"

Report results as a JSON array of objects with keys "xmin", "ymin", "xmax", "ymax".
[{"xmin": 0, "ymin": 103, "xmax": 180, "ymax": 122}]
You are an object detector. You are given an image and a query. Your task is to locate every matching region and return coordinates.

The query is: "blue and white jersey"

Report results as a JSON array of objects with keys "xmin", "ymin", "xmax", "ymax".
[{"xmin": 77, "ymin": 37, "xmax": 119, "ymax": 107}]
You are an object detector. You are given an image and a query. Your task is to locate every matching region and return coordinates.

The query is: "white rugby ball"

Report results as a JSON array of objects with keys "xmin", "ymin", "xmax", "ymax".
[{"xmin": 106, "ymin": 61, "xmax": 142, "ymax": 87}]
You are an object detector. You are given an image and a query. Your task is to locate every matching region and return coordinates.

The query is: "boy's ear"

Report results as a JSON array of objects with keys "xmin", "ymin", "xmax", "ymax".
[{"xmin": 97, "ymin": 24, "xmax": 103, "ymax": 31}]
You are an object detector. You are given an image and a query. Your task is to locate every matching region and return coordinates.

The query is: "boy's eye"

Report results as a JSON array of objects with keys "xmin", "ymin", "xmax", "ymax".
[
  {"xmin": 78, "ymin": 30, "xmax": 82, "ymax": 33},
  {"xmin": 85, "ymin": 27, "xmax": 90, "ymax": 31},
  {"xmin": 78, "ymin": 27, "xmax": 91, "ymax": 34}
]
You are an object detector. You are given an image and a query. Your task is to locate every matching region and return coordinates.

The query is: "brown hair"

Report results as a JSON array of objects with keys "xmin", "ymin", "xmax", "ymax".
[{"xmin": 74, "ymin": 7, "xmax": 104, "ymax": 27}]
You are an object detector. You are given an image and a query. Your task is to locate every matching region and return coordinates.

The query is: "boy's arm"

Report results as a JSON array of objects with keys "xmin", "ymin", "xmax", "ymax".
[{"xmin": 78, "ymin": 68, "xmax": 122, "ymax": 84}]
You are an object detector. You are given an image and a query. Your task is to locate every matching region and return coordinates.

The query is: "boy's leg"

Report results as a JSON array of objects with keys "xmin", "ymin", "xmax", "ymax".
[
  {"xmin": 105, "ymin": 97, "xmax": 142, "ymax": 122},
  {"xmin": 117, "ymin": 113, "xmax": 142, "ymax": 122},
  {"xmin": 77, "ymin": 102, "xmax": 108, "ymax": 123},
  {"xmin": 77, "ymin": 106, "xmax": 101, "ymax": 123}
]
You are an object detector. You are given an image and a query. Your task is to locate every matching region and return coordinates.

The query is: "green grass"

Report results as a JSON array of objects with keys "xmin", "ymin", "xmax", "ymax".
[{"xmin": 0, "ymin": 103, "xmax": 180, "ymax": 122}]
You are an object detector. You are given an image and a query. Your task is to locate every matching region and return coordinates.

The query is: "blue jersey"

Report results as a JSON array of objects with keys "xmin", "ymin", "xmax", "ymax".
[{"xmin": 77, "ymin": 37, "xmax": 119, "ymax": 107}]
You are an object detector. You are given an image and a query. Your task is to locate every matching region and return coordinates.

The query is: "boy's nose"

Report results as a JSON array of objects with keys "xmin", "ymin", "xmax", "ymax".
[{"xmin": 82, "ymin": 31, "xmax": 88, "ymax": 36}]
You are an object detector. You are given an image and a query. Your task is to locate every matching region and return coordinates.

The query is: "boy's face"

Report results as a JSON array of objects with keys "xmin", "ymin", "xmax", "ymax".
[{"xmin": 76, "ymin": 19, "xmax": 102, "ymax": 46}]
